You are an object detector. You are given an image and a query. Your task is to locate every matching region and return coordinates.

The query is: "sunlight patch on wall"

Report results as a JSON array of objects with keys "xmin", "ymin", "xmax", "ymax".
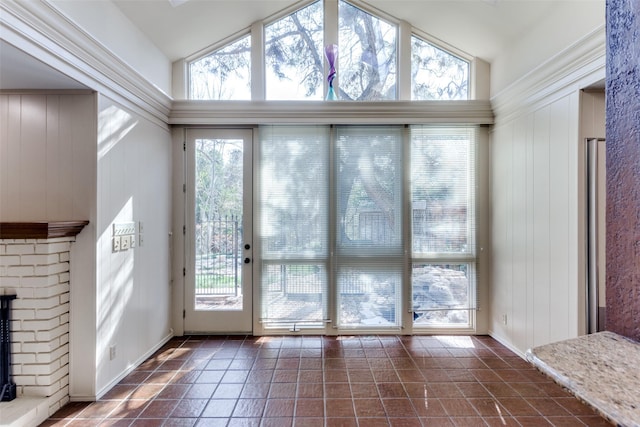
[
  {"xmin": 98, "ymin": 105, "xmax": 137, "ymax": 160},
  {"xmin": 97, "ymin": 197, "xmax": 135, "ymax": 376}
]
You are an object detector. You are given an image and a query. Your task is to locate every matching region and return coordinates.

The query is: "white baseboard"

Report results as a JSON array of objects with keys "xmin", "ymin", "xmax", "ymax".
[
  {"xmin": 487, "ymin": 330, "xmax": 527, "ymax": 359},
  {"xmin": 91, "ymin": 331, "xmax": 173, "ymax": 402}
]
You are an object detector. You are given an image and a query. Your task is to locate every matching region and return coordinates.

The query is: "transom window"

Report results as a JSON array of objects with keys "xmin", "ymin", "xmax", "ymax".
[
  {"xmin": 338, "ymin": 1, "xmax": 397, "ymax": 100},
  {"xmin": 187, "ymin": 0, "xmax": 470, "ymax": 101},
  {"xmin": 265, "ymin": 1, "xmax": 324, "ymax": 100},
  {"xmin": 411, "ymin": 35, "xmax": 469, "ymax": 100},
  {"xmin": 189, "ymin": 34, "xmax": 251, "ymax": 100}
]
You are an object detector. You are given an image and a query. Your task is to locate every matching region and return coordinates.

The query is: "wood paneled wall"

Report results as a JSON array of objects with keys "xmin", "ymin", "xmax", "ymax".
[
  {"xmin": 0, "ymin": 93, "xmax": 96, "ymax": 221},
  {"xmin": 490, "ymin": 92, "xmax": 582, "ymax": 355}
]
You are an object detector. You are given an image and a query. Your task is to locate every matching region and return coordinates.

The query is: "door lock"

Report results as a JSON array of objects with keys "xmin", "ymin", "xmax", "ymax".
[{"xmin": 244, "ymin": 257, "xmax": 251, "ymax": 264}]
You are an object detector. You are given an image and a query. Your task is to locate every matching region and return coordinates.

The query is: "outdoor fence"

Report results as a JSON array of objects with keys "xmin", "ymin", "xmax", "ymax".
[{"xmin": 195, "ymin": 215, "xmax": 242, "ymax": 296}]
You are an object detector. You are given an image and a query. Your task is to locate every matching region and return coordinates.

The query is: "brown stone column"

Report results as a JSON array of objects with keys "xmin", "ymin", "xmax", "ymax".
[{"xmin": 605, "ymin": 0, "xmax": 640, "ymax": 341}]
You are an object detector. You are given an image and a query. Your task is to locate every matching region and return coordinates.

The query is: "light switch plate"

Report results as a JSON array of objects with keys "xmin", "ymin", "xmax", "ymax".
[
  {"xmin": 112, "ymin": 236, "xmax": 121, "ymax": 252},
  {"xmin": 121, "ymin": 235, "xmax": 131, "ymax": 250}
]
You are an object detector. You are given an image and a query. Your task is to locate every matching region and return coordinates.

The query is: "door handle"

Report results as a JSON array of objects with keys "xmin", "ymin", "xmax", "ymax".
[{"xmin": 244, "ymin": 257, "xmax": 251, "ymax": 264}]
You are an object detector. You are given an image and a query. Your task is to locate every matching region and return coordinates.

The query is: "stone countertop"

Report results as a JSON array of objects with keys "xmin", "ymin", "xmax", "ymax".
[{"xmin": 526, "ymin": 331, "xmax": 640, "ymax": 427}]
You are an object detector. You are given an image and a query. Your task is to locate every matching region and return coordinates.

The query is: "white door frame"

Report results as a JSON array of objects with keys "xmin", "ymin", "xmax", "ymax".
[{"xmin": 183, "ymin": 128, "xmax": 254, "ymax": 333}]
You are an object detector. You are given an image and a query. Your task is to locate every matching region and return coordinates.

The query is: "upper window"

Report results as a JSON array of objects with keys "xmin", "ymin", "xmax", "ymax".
[
  {"xmin": 338, "ymin": 1, "xmax": 397, "ymax": 100},
  {"xmin": 189, "ymin": 35, "xmax": 251, "ymax": 100},
  {"xmin": 188, "ymin": 0, "xmax": 470, "ymax": 101},
  {"xmin": 265, "ymin": 1, "xmax": 324, "ymax": 100},
  {"xmin": 411, "ymin": 36, "xmax": 469, "ymax": 100}
]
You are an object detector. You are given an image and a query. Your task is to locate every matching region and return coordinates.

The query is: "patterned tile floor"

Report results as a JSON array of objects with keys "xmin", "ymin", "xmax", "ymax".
[{"xmin": 41, "ymin": 335, "xmax": 611, "ymax": 426}]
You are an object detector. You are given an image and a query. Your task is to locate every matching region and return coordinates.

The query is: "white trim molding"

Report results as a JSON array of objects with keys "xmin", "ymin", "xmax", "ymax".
[
  {"xmin": 491, "ymin": 25, "xmax": 605, "ymax": 123},
  {"xmin": 169, "ymin": 100, "xmax": 495, "ymax": 125},
  {"xmin": 0, "ymin": 0, "xmax": 172, "ymax": 126},
  {"xmin": 92, "ymin": 332, "xmax": 174, "ymax": 402}
]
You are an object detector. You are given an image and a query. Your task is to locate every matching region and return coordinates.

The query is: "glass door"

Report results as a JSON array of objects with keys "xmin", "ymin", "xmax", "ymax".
[{"xmin": 185, "ymin": 129, "xmax": 253, "ymax": 333}]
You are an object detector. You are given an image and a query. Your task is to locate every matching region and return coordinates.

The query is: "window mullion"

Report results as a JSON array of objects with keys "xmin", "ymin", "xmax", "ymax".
[
  {"xmin": 251, "ymin": 21, "xmax": 265, "ymax": 101},
  {"xmin": 324, "ymin": 0, "xmax": 339, "ymax": 98},
  {"xmin": 328, "ymin": 124, "xmax": 337, "ymax": 334},
  {"xmin": 402, "ymin": 125, "xmax": 413, "ymax": 332},
  {"xmin": 398, "ymin": 20, "xmax": 412, "ymax": 101}
]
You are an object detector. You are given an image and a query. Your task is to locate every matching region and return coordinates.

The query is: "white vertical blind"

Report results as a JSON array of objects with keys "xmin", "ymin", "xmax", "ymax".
[
  {"xmin": 258, "ymin": 126, "xmax": 330, "ymax": 325},
  {"xmin": 334, "ymin": 126, "xmax": 404, "ymax": 328},
  {"xmin": 410, "ymin": 126, "xmax": 477, "ymax": 327}
]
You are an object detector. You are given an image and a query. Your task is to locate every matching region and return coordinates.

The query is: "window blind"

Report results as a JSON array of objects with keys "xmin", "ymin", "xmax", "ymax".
[
  {"xmin": 410, "ymin": 126, "xmax": 477, "ymax": 326},
  {"xmin": 334, "ymin": 126, "xmax": 404, "ymax": 328},
  {"xmin": 258, "ymin": 125, "xmax": 330, "ymax": 326},
  {"xmin": 256, "ymin": 125, "xmax": 478, "ymax": 330}
]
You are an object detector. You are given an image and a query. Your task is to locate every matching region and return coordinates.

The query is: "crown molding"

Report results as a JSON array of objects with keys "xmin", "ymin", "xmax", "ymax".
[
  {"xmin": 169, "ymin": 100, "xmax": 494, "ymax": 125},
  {"xmin": 0, "ymin": 0, "xmax": 172, "ymax": 126},
  {"xmin": 491, "ymin": 25, "xmax": 606, "ymax": 122}
]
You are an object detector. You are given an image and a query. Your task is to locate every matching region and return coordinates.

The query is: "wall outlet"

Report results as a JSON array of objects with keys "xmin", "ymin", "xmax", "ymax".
[
  {"xmin": 112, "ymin": 236, "xmax": 121, "ymax": 252},
  {"xmin": 109, "ymin": 345, "xmax": 116, "ymax": 360},
  {"xmin": 121, "ymin": 235, "xmax": 131, "ymax": 250},
  {"xmin": 502, "ymin": 314, "xmax": 508, "ymax": 325}
]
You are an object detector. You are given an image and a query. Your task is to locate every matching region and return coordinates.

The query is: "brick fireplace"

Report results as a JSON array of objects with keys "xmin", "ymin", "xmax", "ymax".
[{"xmin": 0, "ymin": 221, "xmax": 87, "ymax": 426}]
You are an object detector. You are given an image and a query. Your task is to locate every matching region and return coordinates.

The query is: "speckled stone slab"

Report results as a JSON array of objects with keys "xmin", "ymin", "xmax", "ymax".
[{"xmin": 526, "ymin": 331, "xmax": 640, "ymax": 427}]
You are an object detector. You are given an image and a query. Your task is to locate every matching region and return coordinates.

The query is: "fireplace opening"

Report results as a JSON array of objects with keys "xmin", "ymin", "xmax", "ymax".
[{"xmin": 1, "ymin": 294, "xmax": 17, "ymax": 402}]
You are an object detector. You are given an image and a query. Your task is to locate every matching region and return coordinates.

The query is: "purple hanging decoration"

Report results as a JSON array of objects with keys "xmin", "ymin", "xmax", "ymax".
[{"xmin": 325, "ymin": 44, "xmax": 338, "ymax": 100}]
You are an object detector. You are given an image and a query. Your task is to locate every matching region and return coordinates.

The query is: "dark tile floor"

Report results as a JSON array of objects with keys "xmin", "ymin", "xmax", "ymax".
[{"xmin": 41, "ymin": 335, "xmax": 611, "ymax": 427}]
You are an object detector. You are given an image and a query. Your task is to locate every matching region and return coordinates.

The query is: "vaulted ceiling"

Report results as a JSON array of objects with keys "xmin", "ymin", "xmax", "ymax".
[
  {"xmin": 0, "ymin": 0, "xmax": 603, "ymax": 91},
  {"xmin": 111, "ymin": 0, "xmax": 560, "ymax": 63}
]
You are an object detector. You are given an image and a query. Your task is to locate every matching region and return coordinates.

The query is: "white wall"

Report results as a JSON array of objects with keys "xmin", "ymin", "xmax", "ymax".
[
  {"xmin": 491, "ymin": 1, "xmax": 604, "ymax": 96},
  {"xmin": 95, "ymin": 95, "xmax": 172, "ymax": 396},
  {"xmin": 489, "ymin": 30, "xmax": 605, "ymax": 356},
  {"xmin": 49, "ymin": 0, "xmax": 172, "ymax": 96}
]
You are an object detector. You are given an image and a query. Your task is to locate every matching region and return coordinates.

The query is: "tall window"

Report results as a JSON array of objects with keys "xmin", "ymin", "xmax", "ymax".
[
  {"xmin": 336, "ymin": 127, "xmax": 403, "ymax": 327},
  {"xmin": 411, "ymin": 127, "xmax": 476, "ymax": 326},
  {"xmin": 257, "ymin": 125, "xmax": 477, "ymax": 331},
  {"xmin": 188, "ymin": 0, "xmax": 470, "ymax": 101},
  {"xmin": 258, "ymin": 126, "xmax": 330, "ymax": 326}
]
